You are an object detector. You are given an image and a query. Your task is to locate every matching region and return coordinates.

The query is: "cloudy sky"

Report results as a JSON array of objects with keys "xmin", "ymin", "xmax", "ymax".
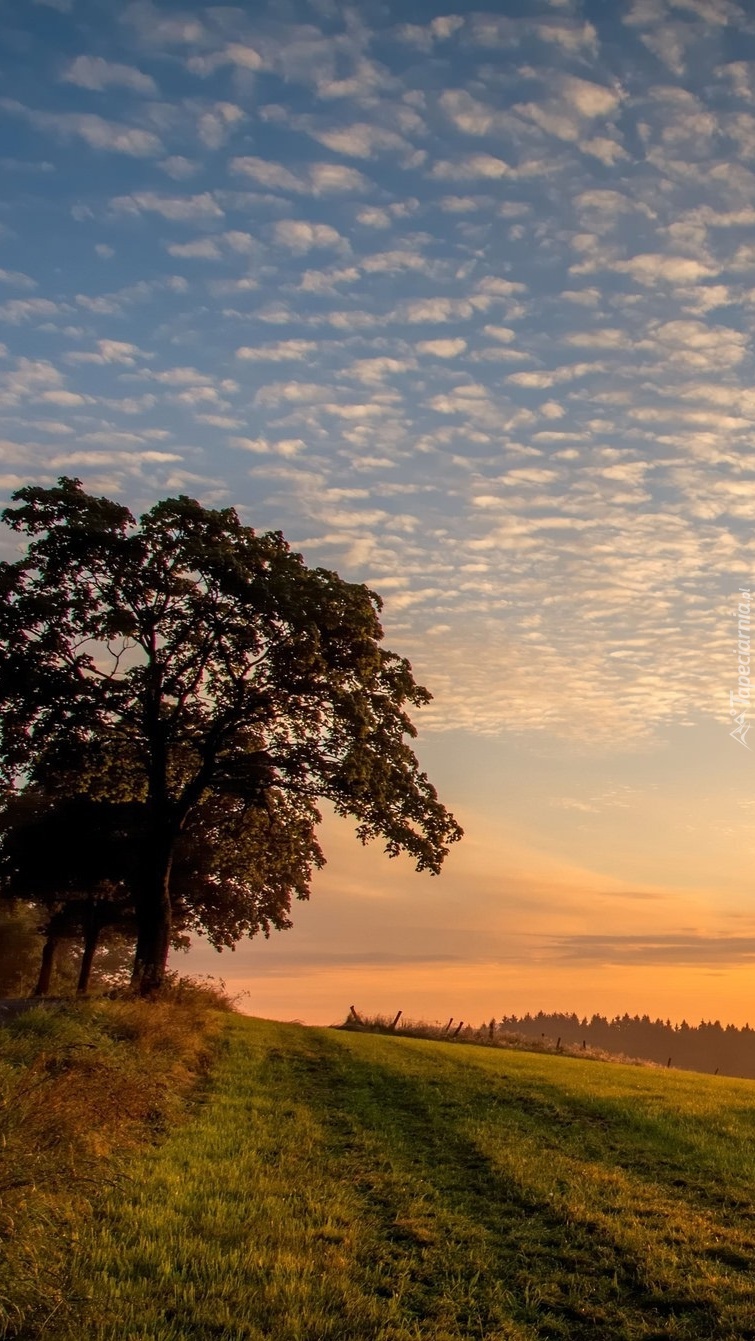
[{"xmin": 4, "ymin": 0, "xmax": 755, "ymax": 1026}]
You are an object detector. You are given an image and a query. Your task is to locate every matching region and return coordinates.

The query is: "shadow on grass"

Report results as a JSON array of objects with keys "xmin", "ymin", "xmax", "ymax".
[{"xmin": 260, "ymin": 1031, "xmax": 739, "ymax": 1341}]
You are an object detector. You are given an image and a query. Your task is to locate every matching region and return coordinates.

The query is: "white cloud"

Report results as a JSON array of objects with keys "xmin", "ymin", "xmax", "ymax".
[
  {"xmin": 672, "ymin": 0, "xmax": 744, "ymax": 23},
  {"xmin": 507, "ymin": 363, "xmax": 606, "ymax": 388},
  {"xmin": 0, "ymin": 298, "xmax": 64, "ymax": 324},
  {"xmin": 561, "ymin": 288, "xmax": 602, "ymax": 307},
  {"xmin": 0, "ymin": 358, "xmax": 65, "ymax": 408},
  {"xmin": 68, "ymin": 339, "xmax": 151, "ymax": 365},
  {"xmin": 309, "ymin": 163, "xmax": 370, "ymax": 194},
  {"xmin": 253, "ymin": 381, "xmax": 330, "ymax": 408},
  {"xmin": 562, "ymin": 77, "xmax": 622, "ymax": 119},
  {"xmin": 356, "ymin": 207, "xmax": 392, "ymax": 228},
  {"xmin": 109, "ymin": 191, "xmax": 224, "ymax": 221},
  {"xmin": 395, "ymin": 16, "xmax": 464, "ymax": 49},
  {"xmin": 345, "ymin": 357, "xmax": 416, "ymax": 384},
  {"xmin": 166, "ymin": 239, "xmax": 222, "ymax": 259},
  {"xmin": 581, "ymin": 137, "xmax": 629, "ymax": 165},
  {"xmin": 641, "ymin": 25, "xmax": 691, "ymax": 75},
  {"xmin": 187, "ymin": 43, "xmax": 264, "ymax": 77},
  {"xmin": 640, "ymin": 318, "xmax": 747, "ymax": 368},
  {"xmin": 196, "ymin": 103, "xmax": 244, "ymax": 150},
  {"xmin": 536, "ymin": 21, "xmax": 599, "ymax": 54},
  {"xmin": 415, "ymin": 339, "xmax": 467, "ymax": 357},
  {"xmin": 464, "ymin": 15, "xmax": 518, "ymax": 47},
  {"xmin": 483, "ymin": 325, "xmax": 517, "ymax": 343},
  {"xmin": 0, "ymin": 269, "xmax": 36, "ymax": 290},
  {"xmin": 230, "ymin": 156, "xmax": 370, "ymax": 195},
  {"xmin": 230, "ymin": 436, "xmax": 305, "ymax": 457},
  {"xmin": 0, "ymin": 100, "xmax": 163, "ymax": 156},
  {"xmin": 209, "ymin": 234, "xmax": 253, "ymax": 261},
  {"xmin": 566, "ymin": 327, "xmax": 630, "ymax": 348},
  {"xmin": 149, "ymin": 366, "xmax": 215, "ymax": 386},
  {"xmin": 295, "ymin": 266, "xmax": 360, "ymax": 293},
  {"xmin": 236, "ymin": 341, "xmax": 318, "ymax": 362},
  {"xmin": 514, "ymin": 76, "xmax": 622, "ymax": 147},
  {"xmin": 439, "ymin": 89, "xmax": 500, "ymax": 136},
  {"xmin": 61, "ymin": 55, "xmax": 157, "ymax": 95},
  {"xmin": 159, "ymin": 156, "xmax": 199, "ymax": 180},
  {"xmin": 396, "ymin": 297, "xmax": 478, "ymax": 323},
  {"xmin": 273, "ymin": 220, "xmax": 348, "ymax": 253},
  {"xmin": 361, "ymin": 250, "xmax": 438, "ymax": 276},
  {"xmin": 315, "ymin": 56, "xmax": 399, "ymax": 103},
  {"xmin": 616, "ymin": 254, "xmax": 718, "ymax": 284},
  {"xmin": 40, "ymin": 390, "xmax": 91, "ymax": 407},
  {"xmin": 431, "ymin": 154, "xmax": 509, "ymax": 180},
  {"xmin": 122, "ymin": 2, "xmax": 207, "ymax": 47},
  {"xmin": 474, "ymin": 278, "xmax": 527, "ymax": 298},
  {"xmin": 307, "ymin": 123, "xmax": 411, "ymax": 160}
]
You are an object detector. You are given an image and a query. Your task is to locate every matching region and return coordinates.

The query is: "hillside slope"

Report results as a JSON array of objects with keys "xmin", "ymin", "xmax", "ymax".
[{"xmin": 53, "ymin": 1016, "xmax": 755, "ymax": 1340}]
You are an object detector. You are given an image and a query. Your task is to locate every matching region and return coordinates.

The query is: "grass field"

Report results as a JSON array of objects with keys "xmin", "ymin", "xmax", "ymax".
[
  {"xmin": 42, "ymin": 1014, "xmax": 755, "ymax": 1341},
  {"xmin": 0, "ymin": 989, "xmax": 226, "ymax": 1340}
]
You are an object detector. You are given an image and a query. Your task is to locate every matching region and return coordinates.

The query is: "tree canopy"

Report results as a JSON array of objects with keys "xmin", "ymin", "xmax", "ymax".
[{"xmin": 0, "ymin": 477, "xmax": 462, "ymax": 992}]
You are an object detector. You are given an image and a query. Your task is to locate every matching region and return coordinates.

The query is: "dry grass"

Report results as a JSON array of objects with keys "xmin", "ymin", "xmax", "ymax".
[
  {"xmin": 0, "ymin": 977, "xmax": 232, "ymax": 1340},
  {"xmin": 338, "ymin": 1011, "xmax": 661, "ymax": 1068}
]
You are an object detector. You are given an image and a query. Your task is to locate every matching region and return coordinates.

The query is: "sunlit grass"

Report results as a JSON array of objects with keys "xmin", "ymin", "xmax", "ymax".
[
  {"xmin": 48, "ymin": 1017, "xmax": 755, "ymax": 1340},
  {"xmin": 0, "ymin": 982, "xmax": 229, "ymax": 1340}
]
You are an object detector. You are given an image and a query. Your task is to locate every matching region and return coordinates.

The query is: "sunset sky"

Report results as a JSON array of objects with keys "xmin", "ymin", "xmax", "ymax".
[{"xmin": 4, "ymin": 0, "xmax": 755, "ymax": 1026}]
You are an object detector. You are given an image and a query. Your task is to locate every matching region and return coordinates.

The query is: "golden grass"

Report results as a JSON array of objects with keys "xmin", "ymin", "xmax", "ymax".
[{"xmin": 0, "ymin": 978, "xmax": 231, "ymax": 1339}]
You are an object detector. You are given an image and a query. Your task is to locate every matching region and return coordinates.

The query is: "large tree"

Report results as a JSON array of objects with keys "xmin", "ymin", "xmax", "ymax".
[{"xmin": 0, "ymin": 478, "xmax": 461, "ymax": 992}]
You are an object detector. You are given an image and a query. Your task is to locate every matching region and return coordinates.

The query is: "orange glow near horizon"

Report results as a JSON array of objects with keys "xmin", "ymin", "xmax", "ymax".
[
  {"xmin": 181, "ymin": 740, "xmax": 755, "ymax": 1033},
  {"xmin": 207, "ymin": 962, "xmax": 755, "ymax": 1032}
]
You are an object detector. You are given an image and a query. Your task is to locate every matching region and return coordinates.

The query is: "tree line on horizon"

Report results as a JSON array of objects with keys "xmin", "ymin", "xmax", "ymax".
[
  {"xmin": 0, "ymin": 478, "xmax": 461, "ymax": 997},
  {"xmin": 502, "ymin": 1010, "xmax": 755, "ymax": 1079}
]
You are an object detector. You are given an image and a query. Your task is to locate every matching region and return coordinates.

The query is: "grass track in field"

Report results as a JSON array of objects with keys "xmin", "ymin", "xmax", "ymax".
[{"xmin": 54, "ymin": 1016, "xmax": 755, "ymax": 1341}]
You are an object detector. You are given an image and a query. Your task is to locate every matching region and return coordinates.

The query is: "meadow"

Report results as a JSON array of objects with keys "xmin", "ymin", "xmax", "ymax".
[{"xmin": 4, "ymin": 1006, "xmax": 755, "ymax": 1339}]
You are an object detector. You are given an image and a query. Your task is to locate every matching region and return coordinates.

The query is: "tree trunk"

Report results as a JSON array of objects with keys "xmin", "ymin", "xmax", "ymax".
[
  {"xmin": 33, "ymin": 934, "xmax": 59, "ymax": 997},
  {"xmin": 77, "ymin": 923, "xmax": 100, "ymax": 995},
  {"xmin": 130, "ymin": 840, "xmax": 174, "ymax": 996}
]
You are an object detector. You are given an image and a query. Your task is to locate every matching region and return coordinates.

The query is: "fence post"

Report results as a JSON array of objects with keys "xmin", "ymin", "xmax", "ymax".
[{"xmin": 389, "ymin": 1010, "xmax": 402, "ymax": 1032}]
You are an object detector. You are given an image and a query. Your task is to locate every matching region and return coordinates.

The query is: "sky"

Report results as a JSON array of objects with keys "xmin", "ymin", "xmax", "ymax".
[{"xmin": 4, "ymin": 0, "xmax": 755, "ymax": 1027}]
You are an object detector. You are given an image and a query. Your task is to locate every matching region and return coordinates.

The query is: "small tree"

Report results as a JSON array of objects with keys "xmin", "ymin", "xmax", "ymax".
[
  {"xmin": 0, "ymin": 767, "xmax": 323, "ymax": 992},
  {"xmin": 0, "ymin": 478, "xmax": 462, "ymax": 993},
  {"xmin": 0, "ymin": 791, "xmax": 137, "ymax": 994}
]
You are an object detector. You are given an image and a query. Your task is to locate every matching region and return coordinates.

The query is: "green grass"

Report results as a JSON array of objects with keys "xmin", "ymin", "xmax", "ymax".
[
  {"xmin": 0, "ymin": 985, "xmax": 229, "ymax": 1340},
  {"xmin": 44, "ymin": 1016, "xmax": 755, "ymax": 1341}
]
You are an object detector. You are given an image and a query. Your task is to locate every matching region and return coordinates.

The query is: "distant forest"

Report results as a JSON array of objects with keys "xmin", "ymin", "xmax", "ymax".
[{"xmin": 501, "ymin": 1011, "xmax": 755, "ymax": 1080}]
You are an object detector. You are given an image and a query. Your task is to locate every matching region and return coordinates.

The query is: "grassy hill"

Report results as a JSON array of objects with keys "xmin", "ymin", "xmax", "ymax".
[{"xmin": 26, "ymin": 1012, "xmax": 755, "ymax": 1341}]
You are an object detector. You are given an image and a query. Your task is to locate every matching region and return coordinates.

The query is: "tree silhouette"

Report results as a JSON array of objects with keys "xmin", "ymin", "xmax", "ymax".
[{"xmin": 0, "ymin": 478, "xmax": 462, "ymax": 992}]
